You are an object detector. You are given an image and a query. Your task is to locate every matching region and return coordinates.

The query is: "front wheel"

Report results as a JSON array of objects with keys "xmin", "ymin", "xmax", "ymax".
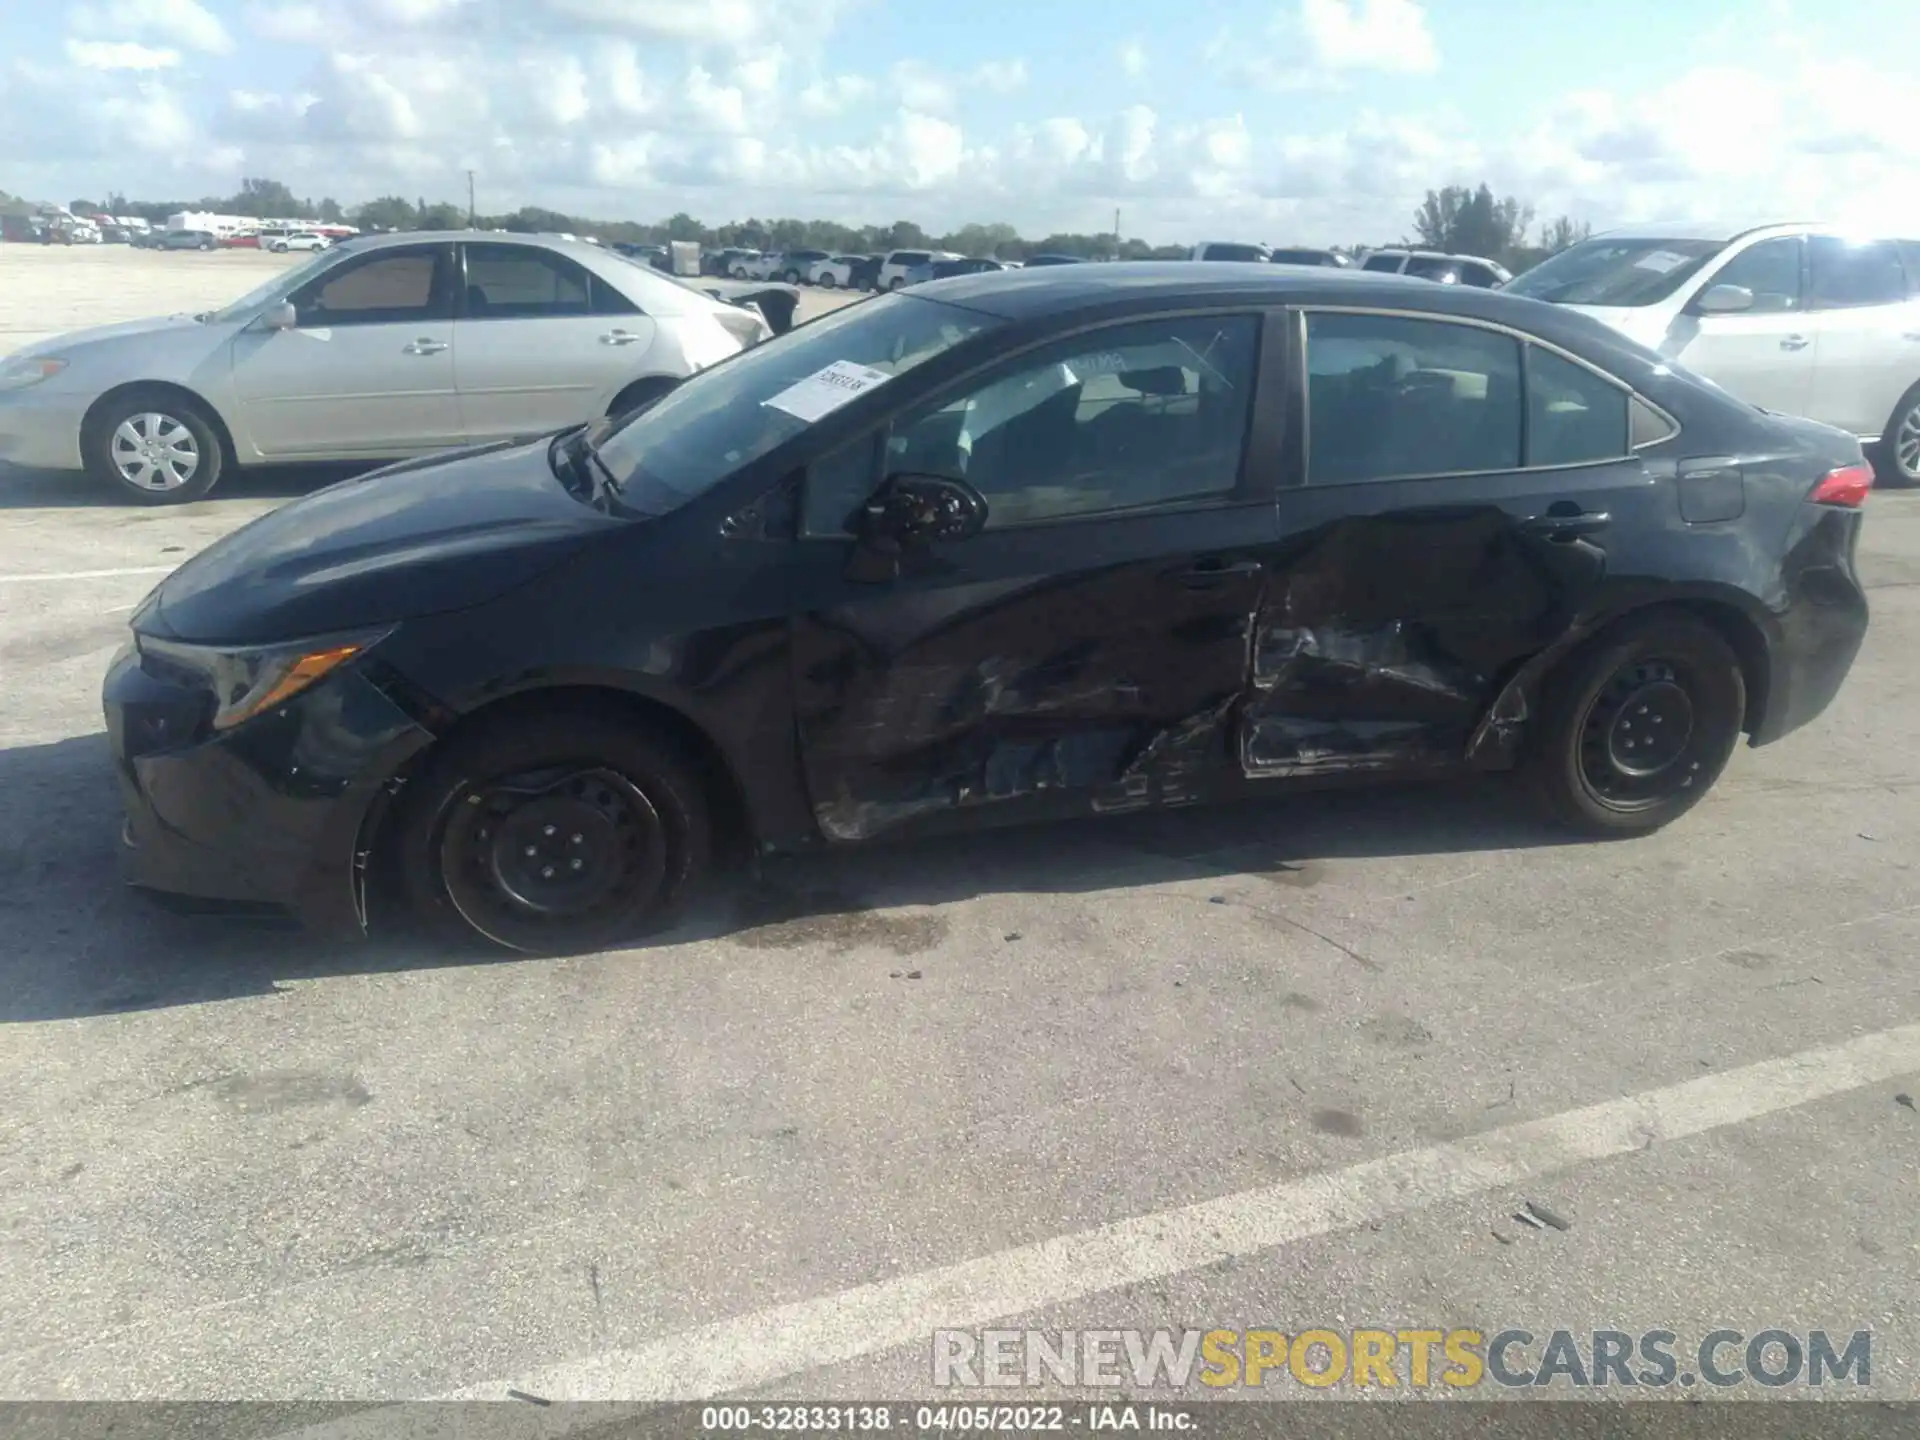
[
  {"xmin": 887, "ymin": 276, "xmax": 905, "ymax": 291},
  {"xmin": 393, "ymin": 710, "xmax": 713, "ymax": 954},
  {"xmin": 819, "ymin": 272, "xmax": 837, "ymax": 289},
  {"xmin": 270, "ymin": 242, "xmax": 288, "ymax": 252},
  {"xmin": 1524, "ymin": 611, "xmax": 1745, "ymax": 836},
  {"xmin": 83, "ymin": 392, "xmax": 224, "ymax": 503}
]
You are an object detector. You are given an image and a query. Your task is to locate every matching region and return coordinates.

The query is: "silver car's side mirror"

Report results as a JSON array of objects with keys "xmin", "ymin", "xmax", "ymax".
[
  {"xmin": 262, "ymin": 301, "xmax": 299, "ymax": 330},
  {"xmin": 1695, "ymin": 283, "xmax": 1755, "ymax": 315}
]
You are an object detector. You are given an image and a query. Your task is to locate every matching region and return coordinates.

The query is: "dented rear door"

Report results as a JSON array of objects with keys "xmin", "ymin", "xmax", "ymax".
[{"xmin": 1243, "ymin": 306, "xmax": 1664, "ymax": 779}]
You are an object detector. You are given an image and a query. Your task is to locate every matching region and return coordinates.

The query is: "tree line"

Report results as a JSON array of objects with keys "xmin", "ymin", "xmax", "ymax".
[{"xmin": 46, "ymin": 176, "xmax": 1591, "ymax": 269}]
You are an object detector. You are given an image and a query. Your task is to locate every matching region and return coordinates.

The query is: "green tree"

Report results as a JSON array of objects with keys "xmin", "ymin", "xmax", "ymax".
[
  {"xmin": 353, "ymin": 195, "xmax": 419, "ymax": 231},
  {"xmin": 662, "ymin": 212, "xmax": 704, "ymax": 241},
  {"xmin": 1538, "ymin": 215, "xmax": 1591, "ymax": 255},
  {"xmin": 1411, "ymin": 183, "xmax": 1535, "ymax": 266},
  {"xmin": 416, "ymin": 201, "xmax": 467, "ymax": 230},
  {"xmin": 317, "ymin": 197, "xmax": 344, "ymax": 223},
  {"xmin": 234, "ymin": 177, "xmax": 302, "ymax": 218}
]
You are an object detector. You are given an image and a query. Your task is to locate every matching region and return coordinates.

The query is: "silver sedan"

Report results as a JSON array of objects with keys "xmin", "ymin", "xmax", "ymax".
[{"xmin": 0, "ymin": 231, "xmax": 774, "ymax": 503}]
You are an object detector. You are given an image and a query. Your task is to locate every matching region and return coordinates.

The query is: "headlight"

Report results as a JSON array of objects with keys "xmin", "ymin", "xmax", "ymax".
[
  {"xmin": 136, "ymin": 628, "xmax": 389, "ymax": 731},
  {"xmin": 0, "ymin": 357, "xmax": 68, "ymax": 392}
]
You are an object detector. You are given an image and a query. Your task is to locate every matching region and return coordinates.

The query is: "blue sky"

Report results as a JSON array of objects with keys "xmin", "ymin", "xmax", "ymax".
[{"xmin": 3, "ymin": 0, "xmax": 1916, "ymax": 243}]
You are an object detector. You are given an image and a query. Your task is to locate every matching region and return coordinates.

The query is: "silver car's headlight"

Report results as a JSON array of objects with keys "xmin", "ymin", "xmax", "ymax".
[
  {"xmin": 136, "ymin": 628, "xmax": 390, "ymax": 731},
  {"xmin": 0, "ymin": 357, "xmax": 68, "ymax": 392}
]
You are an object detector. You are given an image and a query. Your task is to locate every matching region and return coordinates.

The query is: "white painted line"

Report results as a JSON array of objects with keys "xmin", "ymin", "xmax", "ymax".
[
  {"xmin": 268, "ymin": 1018, "xmax": 1920, "ymax": 1435},
  {"xmin": 0, "ymin": 565, "xmax": 174, "ymax": 585}
]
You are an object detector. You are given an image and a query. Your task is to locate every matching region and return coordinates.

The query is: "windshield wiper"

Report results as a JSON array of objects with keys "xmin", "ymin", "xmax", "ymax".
[{"xmin": 548, "ymin": 425, "xmax": 624, "ymax": 510}]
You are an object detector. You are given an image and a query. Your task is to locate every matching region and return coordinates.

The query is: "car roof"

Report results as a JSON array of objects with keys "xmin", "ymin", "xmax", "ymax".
[
  {"xmin": 1589, "ymin": 219, "xmax": 1829, "ymax": 244},
  {"xmin": 912, "ymin": 259, "xmax": 1549, "ymax": 321}
]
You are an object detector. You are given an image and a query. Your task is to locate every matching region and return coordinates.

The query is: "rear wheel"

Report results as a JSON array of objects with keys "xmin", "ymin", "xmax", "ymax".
[
  {"xmin": 887, "ymin": 276, "xmax": 905, "ymax": 291},
  {"xmin": 83, "ymin": 391, "xmax": 224, "ymax": 503},
  {"xmin": 1524, "ymin": 611, "xmax": 1746, "ymax": 836},
  {"xmin": 1877, "ymin": 383, "xmax": 1920, "ymax": 487},
  {"xmin": 819, "ymin": 272, "xmax": 837, "ymax": 289},
  {"xmin": 394, "ymin": 710, "xmax": 712, "ymax": 954},
  {"xmin": 782, "ymin": 268, "xmax": 802, "ymax": 284}
]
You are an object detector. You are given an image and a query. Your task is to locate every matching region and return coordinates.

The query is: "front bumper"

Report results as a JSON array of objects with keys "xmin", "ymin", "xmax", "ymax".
[
  {"xmin": 104, "ymin": 642, "xmax": 435, "ymax": 935},
  {"xmin": 0, "ymin": 386, "xmax": 87, "ymax": 471}
]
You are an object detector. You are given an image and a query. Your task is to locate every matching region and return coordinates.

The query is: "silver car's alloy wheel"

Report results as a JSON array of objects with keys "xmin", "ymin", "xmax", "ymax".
[
  {"xmin": 1896, "ymin": 397, "xmax": 1920, "ymax": 482},
  {"xmin": 111, "ymin": 412, "xmax": 200, "ymax": 491}
]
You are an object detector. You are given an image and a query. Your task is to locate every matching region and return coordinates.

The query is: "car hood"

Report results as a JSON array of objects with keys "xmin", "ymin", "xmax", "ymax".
[
  {"xmin": 14, "ymin": 313, "xmax": 226, "ymax": 360},
  {"xmin": 143, "ymin": 436, "xmax": 622, "ymax": 646}
]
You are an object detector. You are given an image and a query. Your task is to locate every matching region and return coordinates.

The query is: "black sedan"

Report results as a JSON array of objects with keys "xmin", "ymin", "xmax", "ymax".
[{"xmin": 105, "ymin": 264, "xmax": 1873, "ymax": 953}]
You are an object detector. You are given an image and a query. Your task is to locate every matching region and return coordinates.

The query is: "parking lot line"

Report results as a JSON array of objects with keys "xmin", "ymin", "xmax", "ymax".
[
  {"xmin": 0, "ymin": 565, "xmax": 176, "ymax": 585},
  {"xmin": 267, "ymin": 1017, "xmax": 1920, "ymax": 1426}
]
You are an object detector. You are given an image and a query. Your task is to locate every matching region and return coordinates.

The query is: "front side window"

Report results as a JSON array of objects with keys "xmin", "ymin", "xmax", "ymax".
[
  {"xmin": 1526, "ymin": 346, "xmax": 1629, "ymax": 466},
  {"xmin": 593, "ymin": 292, "xmax": 999, "ymax": 517},
  {"xmin": 1807, "ymin": 236, "xmax": 1906, "ymax": 309},
  {"xmin": 1202, "ymin": 244, "xmax": 1267, "ymax": 263},
  {"xmin": 1703, "ymin": 237, "xmax": 1802, "ymax": 312},
  {"xmin": 291, "ymin": 245, "xmax": 451, "ymax": 326},
  {"xmin": 1362, "ymin": 253, "xmax": 1404, "ymax": 273},
  {"xmin": 1305, "ymin": 311, "xmax": 1521, "ymax": 483},
  {"xmin": 867, "ymin": 313, "xmax": 1261, "ymax": 532}
]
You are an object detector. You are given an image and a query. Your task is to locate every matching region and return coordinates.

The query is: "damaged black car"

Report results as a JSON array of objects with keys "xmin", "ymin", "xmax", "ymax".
[{"xmin": 105, "ymin": 263, "xmax": 1873, "ymax": 953}]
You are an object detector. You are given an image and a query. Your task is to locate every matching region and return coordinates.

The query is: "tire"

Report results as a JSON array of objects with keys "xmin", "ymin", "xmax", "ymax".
[
  {"xmin": 199, "ymin": 239, "xmax": 213, "ymax": 250},
  {"xmin": 82, "ymin": 390, "xmax": 224, "ymax": 504},
  {"xmin": 1524, "ymin": 610, "xmax": 1746, "ymax": 836},
  {"xmin": 607, "ymin": 375, "xmax": 680, "ymax": 422},
  {"xmin": 783, "ymin": 268, "xmax": 802, "ymax": 285},
  {"xmin": 819, "ymin": 272, "xmax": 837, "ymax": 289},
  {"xmin": 393, "ymin": 708, "xmax": 713, "ymax": 954},
  {"xmin": 1876, "ymin": 382, "xmax": 1920, "ymax": 488},
  {"xmin": 887, "ymin": 276, "xmax": 905, "ymax": 291},
  {"xmin": 271, "ymin": 242, "xmax": 287, "ymax": 253}
]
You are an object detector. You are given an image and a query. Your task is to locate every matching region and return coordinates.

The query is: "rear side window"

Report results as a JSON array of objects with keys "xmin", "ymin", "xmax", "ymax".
[
  {"xmin": 464, "ymin": 243, "xmax": 636, "ymax": 318},
  {"xmin": 1526, "ymin": 347, "xmax": 1629, "ymax": 466},
  {"xmin": 1304, "ymin": 312, "xmax": 1521, "ymax": 483},
  {"xmin": 1404, "ymin": 256, "xmax": 1454, "ymax": 280},
  {"xmin": 1807, "ymin": 237, "xmax": 1906, "ymax": 309},
  {"xmin": 1457, "ymin": 262, "xmax": 1502, "ymax": 289},
  {"xmin": 1362, "ymin": 254, "xmax": 1403, "ymax": 273},
  {"xmin": 1201, "ymin": 244, "xmax": 1267, "ymax": 263}
]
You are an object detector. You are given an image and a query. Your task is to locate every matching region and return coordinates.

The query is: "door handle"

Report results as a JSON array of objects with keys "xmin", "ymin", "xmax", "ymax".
[
  {"xmin": 1779, "ymin": 334, "xmax": 1810, "ymax": 351},
  {"xmin": 1520, "ymin": 510, "xmax": 1611, "ymax": 538},
  {"xmin": 1172, "ymin": 556, "xmax": 1263, "ymax": 587},
  {"xmin": 403, "ymin": 339, "xmax": 448, "ymax": 355},
  {"xmin": 600, "ymin": 329, "xmax": 645, "ymax": 345}
]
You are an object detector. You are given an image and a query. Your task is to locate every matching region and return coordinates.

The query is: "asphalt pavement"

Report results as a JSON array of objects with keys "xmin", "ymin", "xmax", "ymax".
[{"xmin": 0, "ymin": 398, "xmax": 1917, "ymax": 1407}]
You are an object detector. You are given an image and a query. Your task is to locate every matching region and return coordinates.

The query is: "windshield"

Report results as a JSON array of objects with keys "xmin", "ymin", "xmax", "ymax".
[
  {"xmin": 1503, "ymin": 237, "xmax": 1725, "ymax": 306},
  {"xmin": 204, "ymin": 250, "xmax": 338, "ymax": 321},
  {"xmin": 592, "ymin": 292, "xmax": 1000, "ymax": 516}
]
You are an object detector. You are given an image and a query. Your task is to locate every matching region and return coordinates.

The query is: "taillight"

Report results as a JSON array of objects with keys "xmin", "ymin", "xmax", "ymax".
[{"xmin": 1809, "ymin": 462, "xmax": 1873, "ymax": 508}]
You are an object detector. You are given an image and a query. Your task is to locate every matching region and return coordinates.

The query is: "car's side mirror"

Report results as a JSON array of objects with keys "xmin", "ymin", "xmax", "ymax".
[
  {"xmin": 1694, "ymin": 283, "xmax": 1755, "ymax": 315},
  {"xmin": 261, "ymin": 301, "xmax": 298, "ymax": 331},
  {"xmin": 857, "ymin": 473, "xmax": 989, "ymax": 548}
]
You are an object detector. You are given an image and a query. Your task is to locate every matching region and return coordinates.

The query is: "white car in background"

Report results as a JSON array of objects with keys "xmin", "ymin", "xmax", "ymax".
[
  {"xmin": 270, "ymin": 232, "xmax": 331, "ymax": 253},
  {"xmin": 877, "ymin": 249, "xmax": 960, "ymax": 291},
  {"xmin": 807, "ymin": 254, "xmax": 864, "ymax": 288},
  {"xmin": 0, "ymin": 232, "xmax": 772, "ymax": 503},
  {"xmin": 1505, "ymin": 222, "xmax": 1920, "ymax": 483}
]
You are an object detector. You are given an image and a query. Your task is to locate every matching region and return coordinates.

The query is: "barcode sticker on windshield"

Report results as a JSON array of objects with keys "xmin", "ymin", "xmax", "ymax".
[
  {"xmin": 763, "ymin": 361, "xmax": 891, "ymax": 422},
  {"xmin": 1632, "ymin": 250, "xmax": 1691, "ymax": 273}
]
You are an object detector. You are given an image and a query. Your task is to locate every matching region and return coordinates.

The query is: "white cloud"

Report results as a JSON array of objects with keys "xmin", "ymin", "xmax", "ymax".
[
  {"xmin": 799, "ymin": 73, "xmax": 875, "ymax": 116},
  {"xmin": 684, "ymin": 65, "xmax": 748, "ymax": 133},
  {"xmin": 244, "ymin": 2, "xmax": 330, "ymax": 44},
  {"xmin": 890, "ymin": 60, "xmax": 953, "ymax": 114},
  {"xmin": 1300, "ymin": 0, "xmax": 1439, "ymax": 73},
  {"xmin": 70, "ymin": 0, "xmax": 233, "ymax": 54},
  {"xmin": 64, "ymin": 39, "xmax": 181, "ymax": 70},
  {"xmin": 971, "ymin": 59, "xmax": 1028, "ymax": 94},
  {"xmin": 1118, "ymin": 41, "xmax": 1147, "ymax": 79}
]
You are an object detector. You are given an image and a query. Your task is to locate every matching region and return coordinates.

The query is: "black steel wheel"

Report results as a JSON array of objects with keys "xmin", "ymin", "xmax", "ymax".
[
  {"xmin": 395, "ymin": 710, "xmax": 712, "ymax": 953},
  {"xmin": 1526, "ymin": 611, "xmax": 1746, "ymax": 835}
]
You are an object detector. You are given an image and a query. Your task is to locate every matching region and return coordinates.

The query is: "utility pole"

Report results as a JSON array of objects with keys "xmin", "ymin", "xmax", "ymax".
[
  {"xmin": 1113, "ymin": 208, "xmax": 1121, "ymax": 259},
  {"xmin": 466, "ymin": 170, "xmax": 476, "ymax": 229}
]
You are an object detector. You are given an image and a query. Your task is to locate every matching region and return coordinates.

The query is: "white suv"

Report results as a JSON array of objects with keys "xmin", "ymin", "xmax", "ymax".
[
  {"xmin": 1505, "ymin": 223, "xmax": 1920, "ymax": 483},
  {"xmin": 877, "ymin": 250, "xmax": 959, "ymax": 290}
]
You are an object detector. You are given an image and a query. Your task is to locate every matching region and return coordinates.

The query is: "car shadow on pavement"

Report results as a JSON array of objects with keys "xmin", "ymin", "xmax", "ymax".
[
  {"xmin": 0, "ymin": 461, "xmax": 366, "ymax": 510},
  {"xmin": 0, "ymin": 731, "xmax": 1583, "ymax": 1024}
]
